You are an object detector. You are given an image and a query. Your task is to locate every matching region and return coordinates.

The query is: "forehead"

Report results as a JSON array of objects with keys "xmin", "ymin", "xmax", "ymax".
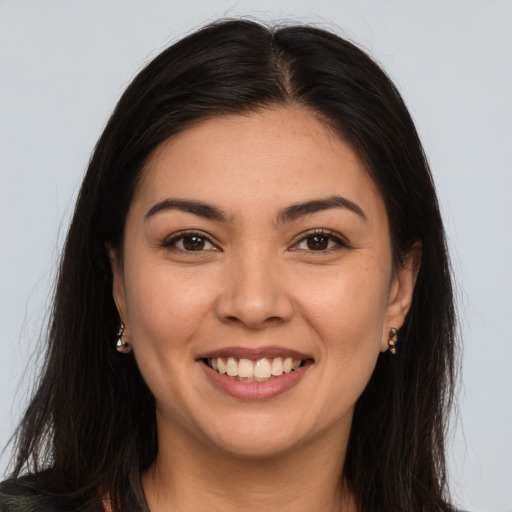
[{"xmin": 133, "ymin": 107, "xmax": 384, "ymax": 221}]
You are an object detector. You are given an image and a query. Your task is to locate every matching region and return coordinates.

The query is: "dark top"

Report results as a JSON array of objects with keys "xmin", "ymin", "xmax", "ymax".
[
  {"xmin": 0, "ymin": 475, "xmax": 149, "ymax": 512},
  {"xmin": 0, "ymin": 477, "xmax": 471, "ymax": 512}
]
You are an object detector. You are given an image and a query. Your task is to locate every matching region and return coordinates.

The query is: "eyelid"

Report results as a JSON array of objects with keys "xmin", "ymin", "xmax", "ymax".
[
  {"xmin": 162, "ymin": 230, "xmax": 220, "ymax": 251},
  {"xmin": 160, "ymin": 228, "xmax": 349, "ymax": 252},
  {"xmin": 290, "ymin": 228, "xmax": 350, "ymax": 251}
]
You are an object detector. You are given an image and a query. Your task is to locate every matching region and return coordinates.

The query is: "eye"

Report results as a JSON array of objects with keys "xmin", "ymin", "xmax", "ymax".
[
  {"xmin": 293, "ymin": 230, "xmax": 348, "ymax": 252},
  {"xmin": 163, "ymin": 231, "xmax": 217, "ymax": 252}
]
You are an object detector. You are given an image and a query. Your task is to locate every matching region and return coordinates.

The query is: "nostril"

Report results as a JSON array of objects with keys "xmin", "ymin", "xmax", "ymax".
[{"xmin": 214, "ymin": 280, "xmax": 294, "ymax": 329}]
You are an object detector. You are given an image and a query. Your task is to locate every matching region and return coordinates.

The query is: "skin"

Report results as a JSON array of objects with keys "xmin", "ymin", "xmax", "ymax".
[{"xmin": 110, "ymin": 107, "xmax": 419, "ymax": 512}]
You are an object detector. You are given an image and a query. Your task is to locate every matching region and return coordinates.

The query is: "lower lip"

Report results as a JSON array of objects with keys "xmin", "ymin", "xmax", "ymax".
[{"xmin": 200, "ymin": 359, "xmax": 313, "ymax": 400}]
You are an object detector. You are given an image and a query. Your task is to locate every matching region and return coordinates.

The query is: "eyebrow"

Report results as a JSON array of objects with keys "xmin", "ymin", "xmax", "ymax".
[
  {"xmin": 277, "ymin": 195, "xmax": 367, "ymax": 224},
  {"xmin": 144, "ymin": 195, "xmax": 367, "ymax": 224},
  {"xmin": 145, "ymin": 199, "xmax": 228, "ymax": 222}
]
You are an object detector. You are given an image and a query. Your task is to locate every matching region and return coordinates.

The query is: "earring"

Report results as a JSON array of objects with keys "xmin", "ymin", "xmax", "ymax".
[
  {"xmin": 388, "ymin": 327, "xmax": 398, "ymax": 355},
  {"xmin": 115, "ymin": 322, "xmax": 131, "ymax": 353}
]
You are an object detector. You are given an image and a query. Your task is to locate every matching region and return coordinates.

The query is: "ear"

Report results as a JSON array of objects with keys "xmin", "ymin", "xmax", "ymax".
[
  {"xmin": 381, "ymin": 242, "xmax": 422, "ymax": 351},
  {"xmin": 107, "ymin": 245, "xmax": 128, "ymax": 323}
]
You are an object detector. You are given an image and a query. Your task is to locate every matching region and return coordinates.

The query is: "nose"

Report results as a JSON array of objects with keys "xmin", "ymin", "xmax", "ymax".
[{"xmin": 215, "ymin": 251, "xmax": 294, "ymax": 329}]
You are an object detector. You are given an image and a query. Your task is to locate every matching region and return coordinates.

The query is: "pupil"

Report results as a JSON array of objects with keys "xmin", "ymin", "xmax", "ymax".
[
  {"xmin": 183, "ymin": 236, "xmax": 205, "ymax": 251},
  {"xmin": 307, "ymin": 235, "xmax": 328, "ymax": 250}
]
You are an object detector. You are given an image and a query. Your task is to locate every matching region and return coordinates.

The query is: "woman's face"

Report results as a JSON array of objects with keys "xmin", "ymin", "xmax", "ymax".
[{"xmin": 111, "ymin": 107, "xmax": 417, "ymax": 458}]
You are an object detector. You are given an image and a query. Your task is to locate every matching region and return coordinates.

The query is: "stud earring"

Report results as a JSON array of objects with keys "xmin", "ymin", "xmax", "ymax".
[
  {"xmin": 388, "ymin": 327, "xmax": 398, "ymax": 355},
  {"xmin": 115, "ymin": 322, "xmax": 131, "ymax": 353}
]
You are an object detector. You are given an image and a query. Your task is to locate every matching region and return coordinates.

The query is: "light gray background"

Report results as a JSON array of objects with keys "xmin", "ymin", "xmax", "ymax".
[{"xmin": 1, "ymin": 1, "xmax": 511, "ymax": 510}]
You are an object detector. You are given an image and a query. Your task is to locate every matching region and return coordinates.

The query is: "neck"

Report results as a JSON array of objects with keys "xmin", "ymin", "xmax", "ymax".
[{"xmin": 142, "ymin": 418, "xmax": 357, "ymax": 512}]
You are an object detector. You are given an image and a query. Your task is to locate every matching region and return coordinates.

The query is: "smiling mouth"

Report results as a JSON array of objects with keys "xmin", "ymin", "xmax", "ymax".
[{"xmin": 205, "ymin": 356, "xmax": 306, "ymax": 382}]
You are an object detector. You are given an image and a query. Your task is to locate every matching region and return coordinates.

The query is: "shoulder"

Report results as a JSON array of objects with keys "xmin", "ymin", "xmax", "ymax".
[{"xmin": 0, "ymin": 478, "xmax": 101, "ymax": 512}]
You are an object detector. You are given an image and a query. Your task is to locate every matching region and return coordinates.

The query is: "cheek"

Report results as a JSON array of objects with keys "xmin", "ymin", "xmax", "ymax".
[
  {"xmin": 293, "ymin": 261, "xmax": 391, "ymax": 405},
  {"xmin": 122, "ymin": 263, "xmax": 218, "ymax": 421},
  {"xmin": 313, "ymin": 269, "xmax": 390, "ymax": 394},
  {"xmin": 296, "ymin": 262, "xmax": 391, "ymax": 342},
  {"xmin": 123, "ymin": 261, "xmax": 217, "ymax": 351}
]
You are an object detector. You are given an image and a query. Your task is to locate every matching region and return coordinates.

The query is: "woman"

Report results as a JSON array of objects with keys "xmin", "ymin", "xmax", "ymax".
[{"xmin": 0, "ymin": 19, "xmax": 456, "ymax": 512}]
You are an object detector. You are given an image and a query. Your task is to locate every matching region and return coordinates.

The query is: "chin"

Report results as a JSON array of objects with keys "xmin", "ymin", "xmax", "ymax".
[
  {"xmin": 211, "ymin": 435, "xmax": 299, "ymax": 460},
  {"xmin": 200, "ymin": 414, "xmax": 308, "ymax": 459}
]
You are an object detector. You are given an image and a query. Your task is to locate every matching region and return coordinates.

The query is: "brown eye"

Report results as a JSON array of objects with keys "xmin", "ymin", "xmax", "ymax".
[
  {"xmin": 164, "ymin": 232, "xmax": 216, "ymax": 252},
  {"xmin": 306, "ymin": 235, "xmax": 329, "ymax": 251},
  {"xmin": 293, "ymin": 230, "xmax": 348, "ymax": 252},
  {"xmin": 182, "ymin": 235, "xmax": 207, "ymax": 251}
]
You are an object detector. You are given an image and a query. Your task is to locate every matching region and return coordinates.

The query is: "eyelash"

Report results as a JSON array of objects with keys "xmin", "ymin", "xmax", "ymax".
[
  {"xmin": 162, "ymin": 229, "xmax": 349, "ymax": 253},
  {"xmin": 162, "ymin": 231, "xmax": 217, "ymax": 252},
  {"xmin": 292, "ymin": 229, "xmax": 349, "ymax": 253}
]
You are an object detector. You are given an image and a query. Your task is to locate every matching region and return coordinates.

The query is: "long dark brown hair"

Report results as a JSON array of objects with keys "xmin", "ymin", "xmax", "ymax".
[{"xmin": 6, "ymin": 19, "xmax": 456, "ymax": 511}]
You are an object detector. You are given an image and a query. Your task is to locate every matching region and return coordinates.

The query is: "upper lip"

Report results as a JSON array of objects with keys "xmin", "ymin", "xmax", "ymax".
[{"xmin": 197, "ymin": 346, "xmax": 313, "ymax": 361}]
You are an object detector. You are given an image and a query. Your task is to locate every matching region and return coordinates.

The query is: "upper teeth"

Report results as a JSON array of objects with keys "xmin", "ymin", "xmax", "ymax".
[{"xmin": 208, "ymin": 357, "xmax": 302, "ymax": 381}]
